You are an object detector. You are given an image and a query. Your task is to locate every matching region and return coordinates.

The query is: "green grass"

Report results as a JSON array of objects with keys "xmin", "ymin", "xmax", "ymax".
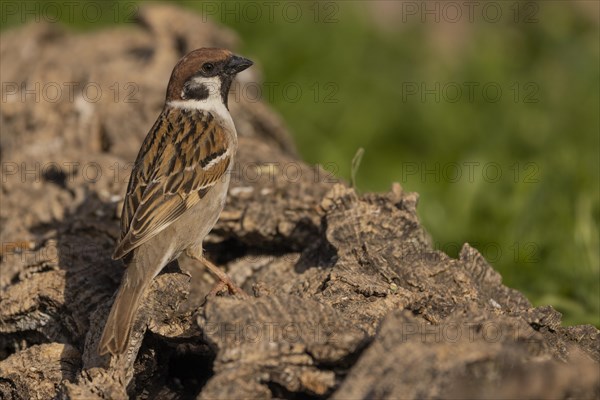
[{"xmin": 2, "ymin": 1, "xmax": 598, "ymax": 326}]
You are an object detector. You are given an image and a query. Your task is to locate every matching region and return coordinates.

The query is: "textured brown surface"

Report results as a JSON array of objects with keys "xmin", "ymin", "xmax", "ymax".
[{"xmin": 1, "ymin": 4, "xmax": 598, "ymax": 399}]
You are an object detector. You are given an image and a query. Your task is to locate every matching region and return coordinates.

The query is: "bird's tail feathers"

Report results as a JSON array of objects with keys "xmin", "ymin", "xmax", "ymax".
[{"xmin": 98, "ymin": 261, "xmax": 151, "ymax": 356}]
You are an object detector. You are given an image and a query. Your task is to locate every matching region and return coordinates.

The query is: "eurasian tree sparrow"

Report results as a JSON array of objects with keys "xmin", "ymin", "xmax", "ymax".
[{"xmin": 99, "ymin": 48, "xmax": 253, "ymax": 356}]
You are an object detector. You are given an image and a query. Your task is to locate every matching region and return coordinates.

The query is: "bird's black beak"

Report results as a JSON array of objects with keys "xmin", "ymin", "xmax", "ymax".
[{"xmin": 225, "ymin": 55, "xmax": 253, "ymax": 75}]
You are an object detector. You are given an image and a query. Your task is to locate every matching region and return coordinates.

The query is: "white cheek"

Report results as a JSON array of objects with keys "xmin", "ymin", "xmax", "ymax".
[{"xmin": 168, "ymin": 76, "xmax": 232, "ymax": 127}]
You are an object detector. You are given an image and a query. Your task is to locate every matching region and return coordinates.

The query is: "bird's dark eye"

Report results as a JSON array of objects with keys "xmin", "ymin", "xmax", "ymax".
[{"xmin": 202, "ymin": 63, "xmax": 214, "ymax": 73}]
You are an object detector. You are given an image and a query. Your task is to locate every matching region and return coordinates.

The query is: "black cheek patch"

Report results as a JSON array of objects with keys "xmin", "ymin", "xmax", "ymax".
[{"xmin": 184, "ymin": 83, "xmax": 210, "ymax": 101}]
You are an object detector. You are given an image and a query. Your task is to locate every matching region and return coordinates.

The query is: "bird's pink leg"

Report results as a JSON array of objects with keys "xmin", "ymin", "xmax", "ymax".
[{"xmin": 186, "ymin": 249, "xmax": 248, "ymax": 298}]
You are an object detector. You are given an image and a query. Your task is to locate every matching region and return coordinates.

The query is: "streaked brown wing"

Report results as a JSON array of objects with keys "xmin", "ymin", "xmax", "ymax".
[{"xmin": 113, "ymin": 107, "xmax": 231, "ymax": 260}]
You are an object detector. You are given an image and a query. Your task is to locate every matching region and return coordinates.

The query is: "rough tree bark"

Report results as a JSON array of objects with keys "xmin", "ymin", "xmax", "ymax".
[{"xmin": 0, "ymin": 5, "xmax": 598, "ymax": 400}]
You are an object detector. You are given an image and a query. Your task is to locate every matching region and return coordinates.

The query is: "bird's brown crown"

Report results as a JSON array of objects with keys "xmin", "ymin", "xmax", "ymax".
[{"xmin": 166, "ymin": 48, "xmax": 233, "ymax": 101}]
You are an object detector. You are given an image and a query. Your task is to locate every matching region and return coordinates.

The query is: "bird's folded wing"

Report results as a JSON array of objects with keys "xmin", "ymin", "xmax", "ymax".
[{"xmin": 113, "ymin": 109, "xmax": 231, "ymax": 260}]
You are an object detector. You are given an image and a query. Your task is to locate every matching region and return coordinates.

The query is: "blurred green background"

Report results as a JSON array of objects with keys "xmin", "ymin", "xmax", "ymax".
[{"xmin": 2, "ymin": 1, "xmax": 598, "ymax": 326}]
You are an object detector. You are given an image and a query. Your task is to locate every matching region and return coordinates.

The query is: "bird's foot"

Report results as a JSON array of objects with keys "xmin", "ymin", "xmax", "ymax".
[
  {"xmin": 188, "ymin": 252, "xmax": 248, "ymax": 298},
  {"xmin": 208, "ymin": 278, "xmax": 248, "ymax": 298}
]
